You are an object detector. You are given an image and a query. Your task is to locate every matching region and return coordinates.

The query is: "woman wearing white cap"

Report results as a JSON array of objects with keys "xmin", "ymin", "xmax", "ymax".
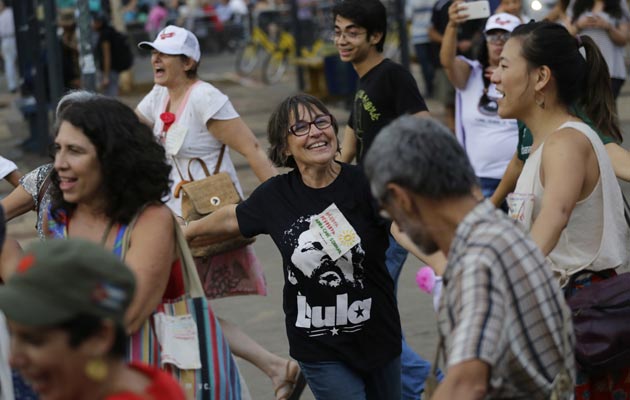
[
  {"xmin": 440, "ymin": 11, "xmax": 521, "ymax": 201},
  {"xmin": 135, "ymin": 26, "xmax": 304, "ymax": 400}
]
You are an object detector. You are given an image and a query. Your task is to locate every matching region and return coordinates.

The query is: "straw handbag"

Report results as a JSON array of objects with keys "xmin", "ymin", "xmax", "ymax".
[{"xmin": 173, "ymin": 145, "xmax": 255, "ymax": 257}]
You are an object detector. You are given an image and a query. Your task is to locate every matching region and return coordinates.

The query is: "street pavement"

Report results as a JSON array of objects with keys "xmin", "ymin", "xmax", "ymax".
[{"xmin": 1, "ymin": 50, "xmax": 629, "ymax": 399}]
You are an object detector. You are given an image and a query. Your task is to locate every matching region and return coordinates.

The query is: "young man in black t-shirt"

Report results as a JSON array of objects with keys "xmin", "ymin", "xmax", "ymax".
[
  {"xmin": 335, "ymin": 1, "xmax": 430, "ymax": 164},
  {"xmin": 332, "ymin": 1, "xmax": 435, "ymax": 398}
]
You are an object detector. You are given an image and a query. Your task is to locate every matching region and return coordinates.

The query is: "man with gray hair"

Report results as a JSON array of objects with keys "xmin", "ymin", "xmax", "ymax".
[{"xmin": 364, "ymin": 115, "xmax": 575, "ymax": 399}]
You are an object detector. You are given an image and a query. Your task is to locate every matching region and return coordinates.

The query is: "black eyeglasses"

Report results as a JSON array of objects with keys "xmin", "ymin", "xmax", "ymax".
[{"xmin": 288, "ymin": 114, "xmax": 333, "ymax": 136}]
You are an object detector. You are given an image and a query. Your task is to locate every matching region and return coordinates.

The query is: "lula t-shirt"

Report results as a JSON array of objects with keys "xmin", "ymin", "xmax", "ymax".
[{"xmin": 236, "ymin": 163, "xmax": 402, "ymax": 371}]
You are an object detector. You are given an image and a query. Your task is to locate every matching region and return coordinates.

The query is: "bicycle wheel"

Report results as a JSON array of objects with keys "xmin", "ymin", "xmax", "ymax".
[
  {"xmin": 262, "ymin": 51, "xmax": 289, "ymax": 84},
  {"xmin": 235, "ymin": 42, "xmax": 260, "ymax": 76}
]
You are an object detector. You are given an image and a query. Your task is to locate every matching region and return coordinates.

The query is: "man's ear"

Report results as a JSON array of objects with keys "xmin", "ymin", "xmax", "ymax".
[
  {"xmin": 386, "ymin": 183, "xmax": 417, "ymax": 215},
  {"xmin": 369, "ymin": 31, "xmax": 384, "ymax": 46}
]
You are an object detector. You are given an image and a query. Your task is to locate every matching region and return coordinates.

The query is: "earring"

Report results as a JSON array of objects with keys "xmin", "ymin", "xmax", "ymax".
[
  {"xmin": 85, "ymin": 358, "xmax": 108, "ymax": 382},
  {"xmin": 535, "ymin": 91, "xmax": 545, "ymax": 109}
]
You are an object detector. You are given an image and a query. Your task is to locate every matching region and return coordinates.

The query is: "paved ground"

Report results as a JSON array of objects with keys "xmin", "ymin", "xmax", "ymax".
[{"xmin": 1, "ymin": 50, "xmax": 629, "ymax": 399}]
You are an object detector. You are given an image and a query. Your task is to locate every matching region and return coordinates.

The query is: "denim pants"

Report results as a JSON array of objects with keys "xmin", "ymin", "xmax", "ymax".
[
  {"xmin": 386, "ymin": 235, "xmax": 434, "ymax": 399},
  {"xmin": 298, "ymin": 356, "xmax": 401, "ymax": 400},
  {"xmin": 413, "ymin": 43, "xmax": 435, "ymax": 98},
  {"xmin": 478, "ymin": 177, "xmax": 501, "ymax": 199}
]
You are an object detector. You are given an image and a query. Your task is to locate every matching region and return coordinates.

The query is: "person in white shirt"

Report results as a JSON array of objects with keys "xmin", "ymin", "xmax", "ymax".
[
  {"xmin": 0, "ymin": 0, "xmax": 18, "ymax": 93},
  {"xmin": 0, "ymin": 156, "xmax": 20, "ymax": 187}
]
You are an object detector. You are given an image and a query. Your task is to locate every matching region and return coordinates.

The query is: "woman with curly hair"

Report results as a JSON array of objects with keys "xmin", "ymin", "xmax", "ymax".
[{"xmin": 44, "ymin": 96, "xmax": 176, "ymax": 334}]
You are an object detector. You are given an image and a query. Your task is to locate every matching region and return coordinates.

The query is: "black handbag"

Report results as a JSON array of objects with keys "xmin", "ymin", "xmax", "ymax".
[
  {"xmin": 566, "ymin": 271, "xmax": 630, "ymax": 372},
  {"xmin": 565, "ymin": 194, "xmax": 630, "ymax": 372}
]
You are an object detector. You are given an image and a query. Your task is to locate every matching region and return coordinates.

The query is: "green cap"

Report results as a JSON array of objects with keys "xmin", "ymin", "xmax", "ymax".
[{"xmin": 0, "ymin": 239, "xmax": 136, "ymax": 326}]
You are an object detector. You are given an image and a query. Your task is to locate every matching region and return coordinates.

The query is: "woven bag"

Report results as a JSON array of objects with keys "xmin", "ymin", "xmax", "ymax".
[{"xmin": 174, "ymin": 146, "xmax": 255, "ymax": 257}]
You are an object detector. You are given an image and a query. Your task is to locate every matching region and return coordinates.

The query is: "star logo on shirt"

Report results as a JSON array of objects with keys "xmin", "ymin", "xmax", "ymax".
[
  {"xmin": 331, "ymin": 327, "xmax": 339, "ymax": 336},
  {"xmin": 355, "ymin": 306, "xmax": 364, "ymax": 318}
]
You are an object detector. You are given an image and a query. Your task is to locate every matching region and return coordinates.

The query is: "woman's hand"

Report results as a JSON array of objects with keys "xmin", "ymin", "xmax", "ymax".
[
  {"xmin": 440, "ymin": 0, "xmax": 473, "ymax": 89},
  {"xmin": 183, "ymin": 205, "xmax": 241, "ymax": 243},
  {"xmin": 448, "ymin": 1, "xmax": 469, "ymax": 27}
]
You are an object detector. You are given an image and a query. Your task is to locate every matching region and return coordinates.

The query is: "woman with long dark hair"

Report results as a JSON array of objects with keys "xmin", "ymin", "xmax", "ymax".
[{"xmin": 492, "ymin": 21, "xmax": 630, "ymax": 398}]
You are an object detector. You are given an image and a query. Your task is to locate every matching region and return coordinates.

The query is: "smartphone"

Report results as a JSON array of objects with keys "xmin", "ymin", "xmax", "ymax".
[{"xmin": 459, "ymin": 0, "xmax": 491, "ymax": 20}]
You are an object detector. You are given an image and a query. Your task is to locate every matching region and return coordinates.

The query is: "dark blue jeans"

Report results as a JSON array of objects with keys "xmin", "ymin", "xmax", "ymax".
[
  {"xmin": 413, "ymin": 43, "xmax": 435, "ymax": 98},
  {"xmin": 298, "ymin": 356, "xmax": 401, "ymax": 400},
  {"xmin": 478, "ymin": 177, "xmax": 501, "ymax": 198}
]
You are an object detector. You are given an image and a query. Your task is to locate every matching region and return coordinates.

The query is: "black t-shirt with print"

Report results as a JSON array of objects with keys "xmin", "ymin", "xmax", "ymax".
[
  {"xmin": 347, "ymin": 59, "xmax": 428, "ymax": 164},
  {"xmin": 236, "ymin": 163, "xmax": 402, "ymax": 371}
]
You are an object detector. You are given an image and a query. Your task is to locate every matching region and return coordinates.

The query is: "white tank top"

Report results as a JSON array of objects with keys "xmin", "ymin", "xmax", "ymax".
[{"xmin": 513, "ymin": 121, "xmax": 629, "ymax": 283}]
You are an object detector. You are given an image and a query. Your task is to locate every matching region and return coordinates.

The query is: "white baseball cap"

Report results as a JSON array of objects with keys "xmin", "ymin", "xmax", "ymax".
[
  {"xmin": 484, "ymin": 13, "xmax": 521, "ymax": 33},
  {"xmin": 138, "ymin": 25, "xmax": 201, "ymax": 62}
]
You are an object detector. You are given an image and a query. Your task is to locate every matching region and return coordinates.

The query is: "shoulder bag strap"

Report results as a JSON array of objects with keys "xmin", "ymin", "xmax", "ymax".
[
  {"xmin": 172, "ymin": 215, "xmax": 205, "ymax": 297},
  {"xmin": 214, "ymin": 145, "xmax": 227, "ymax": 175},
  {"xmin": 116, "ymin": 210, "xmax": 204, "ymax": 296},
  {"xmin": 171, "ymin": 155, "xmax": 186, "ymax": 182},
  {"xmin": 186, "ymin": 157, "xmax": 212, "ymax": 181},
  {"xmin": 166, "ymin": 81, "xmax": 202, "ymax": 182}
]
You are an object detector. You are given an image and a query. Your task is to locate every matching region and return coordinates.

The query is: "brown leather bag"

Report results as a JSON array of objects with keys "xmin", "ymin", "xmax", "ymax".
[{"xmin": 173, "ymin": 145, "xmax": 255, "ymax": 257}]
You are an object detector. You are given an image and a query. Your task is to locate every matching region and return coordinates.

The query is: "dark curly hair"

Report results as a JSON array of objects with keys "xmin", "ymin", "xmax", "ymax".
[
  {"xmin": 50, "ymin": 97, "xmax": 172, "ymax": 224},
  {"xmin": 267, "ymin": 94, "xmax": 340, "ymax": 169}
]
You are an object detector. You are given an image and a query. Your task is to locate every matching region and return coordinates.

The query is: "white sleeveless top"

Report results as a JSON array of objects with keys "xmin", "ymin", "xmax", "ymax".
[{"xmin": 513, "ymin": 121, "xmax": 629, "ymax": 283}]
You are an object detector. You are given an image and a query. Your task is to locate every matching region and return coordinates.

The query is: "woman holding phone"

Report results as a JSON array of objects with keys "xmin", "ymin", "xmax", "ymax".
[{"xmin": 440, "ymin": 9, "xmax": 521, "ymax": 200}]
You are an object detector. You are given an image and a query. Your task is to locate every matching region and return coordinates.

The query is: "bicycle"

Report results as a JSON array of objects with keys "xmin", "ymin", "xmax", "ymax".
[
  {"xmin": 261, "ymin": 33, "xmax": 325, "ymax": 84},
  {"xmin": 235, "ymin": 24, "xmax": 278, "ymax": 76}
]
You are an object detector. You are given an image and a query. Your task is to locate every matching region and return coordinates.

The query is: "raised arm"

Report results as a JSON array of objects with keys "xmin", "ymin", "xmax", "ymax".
[
  {"xmin": 440, "ymin": 1, "xmax": 473, "ymax": 90},
  {"xmin": 207, "ymin": 117, "xmax": 278, "ymax": 182},
  {"xmin": 124, "ymin": 204, "xmax": 177, "ymax": 333}
]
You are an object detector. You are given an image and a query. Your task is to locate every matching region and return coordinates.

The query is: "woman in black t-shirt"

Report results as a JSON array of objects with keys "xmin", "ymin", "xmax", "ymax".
[{"xmin": 185, "ymin": 94, "xmax": 403, "ymax": 400}]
